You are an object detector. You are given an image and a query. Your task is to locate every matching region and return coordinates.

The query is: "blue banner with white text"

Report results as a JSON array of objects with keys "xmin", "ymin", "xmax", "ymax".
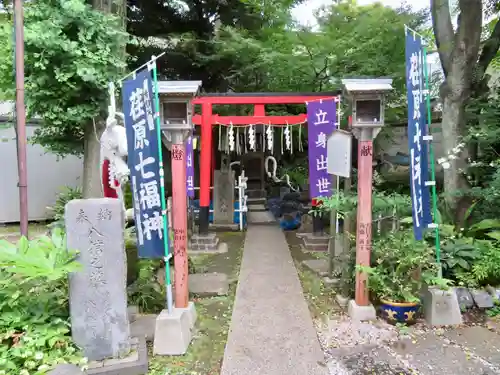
[
  {"xmin": 405, "ymin": 29, "xmax": 432, "ymax": 240},
  {"xmin": 123, "ymin": 68, "xmax": 164, "ymax": 258}
]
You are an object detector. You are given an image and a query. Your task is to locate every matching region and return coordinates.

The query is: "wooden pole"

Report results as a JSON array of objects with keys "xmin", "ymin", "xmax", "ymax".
[{"xmin": 14, "ymin": 0, "xmax": 28, "ymax": 237}]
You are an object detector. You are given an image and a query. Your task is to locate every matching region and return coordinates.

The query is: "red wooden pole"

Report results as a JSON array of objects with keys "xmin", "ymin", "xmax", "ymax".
[
  {"xmin": 199, "ymin": 102, "xmax": 212, "ymax": 234},
  {"xmin": 171, "ymin": 143, "xmax": 189, "ymax": 308},
  {"xmin": 354, "ymin": 140, "xmax": 373, "ymax": 306}
]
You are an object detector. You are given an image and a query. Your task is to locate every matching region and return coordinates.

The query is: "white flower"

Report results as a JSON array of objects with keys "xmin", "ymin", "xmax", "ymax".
[
  {"xmin": 442, "ymin": 161, "xmax": 451, "ymax": 169},
  {"xmin": 34, "ymin": 352, "xmax": 44, "ymax": 360}
]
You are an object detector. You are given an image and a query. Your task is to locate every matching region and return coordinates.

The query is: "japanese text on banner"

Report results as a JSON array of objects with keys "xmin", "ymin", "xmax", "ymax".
[
  {"xmin": 306, "ymin": 99, "xmax": 337, "ymax": 199},
  {"xmin": 123, "ymin": 69, "xmax": 164, "ymax": 258},
  {"xmin": 186, "ymin": 133, "xmax": 194, "ymax": 198},
  {"xmin": 405, "ymin": 30, "xmax": 432, "ymax": 240}
]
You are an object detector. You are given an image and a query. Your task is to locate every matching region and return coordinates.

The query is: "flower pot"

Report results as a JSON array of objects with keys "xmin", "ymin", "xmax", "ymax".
[{"xmin": 380, "ymin": 299, "xmax": 419, "ymax": 324}]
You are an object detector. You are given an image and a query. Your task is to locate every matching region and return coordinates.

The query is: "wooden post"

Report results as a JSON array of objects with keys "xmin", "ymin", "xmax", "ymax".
[
  {"xmin": 172, "ymin": 143, "xmax": 189, "ymax": 309},
  {"xmin": 354, "ymin": 139, "xmax": 373, "ymax": 307}
]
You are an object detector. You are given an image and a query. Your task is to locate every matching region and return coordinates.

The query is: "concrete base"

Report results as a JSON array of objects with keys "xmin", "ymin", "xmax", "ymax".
[
  {"xmin": 130, "ymin": 314, "xmax": 157, "ymax": 342},
  {"xmin": 48, "ymin": 364, "xmax": 84, "ymax": 374},
  {"xmin": 86, "ymin": 337, "xmax": 148, "ymax": 375},
  {"xmin": 190, "ymin": 233, "xmax": 228, "ymax": 254},
  {"xmin": 178, "ymin": 301, "xmax": 197, "ymax": 329},
  {"xmin": 348, "ymin": 300, "xmax": 377, "ymax": 322},
  {"xmin": 209, "ymin": 223, "xmax": 240, "ymax": 232},
  {"xmin": 336, "ymin": 294, "xmax": 349, "ymax": 308},
  {"xmin": 153, "ymin": 309, "xmax": 192, "ymax": 356},
  {"xmin": 127, "ymin": 305, "xmax": 139, "ymax": 323},
  {"xmin": 423, "ymin": 287, "xmax": 463, "ymax": 326}
]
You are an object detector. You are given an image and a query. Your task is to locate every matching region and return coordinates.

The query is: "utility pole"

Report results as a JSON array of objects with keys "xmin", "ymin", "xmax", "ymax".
[{"xmin": 14, "ymin": 0, "xmax": 28, "ymax": 237}]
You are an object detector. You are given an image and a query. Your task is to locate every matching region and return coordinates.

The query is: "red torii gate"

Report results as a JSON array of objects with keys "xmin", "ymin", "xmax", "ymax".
[{"xmin": 191, "ymin": 92, "xmax": 339, "ymax": 235}]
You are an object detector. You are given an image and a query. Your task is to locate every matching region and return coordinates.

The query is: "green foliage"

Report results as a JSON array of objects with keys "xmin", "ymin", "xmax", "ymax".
[
  {"xmin": 0, "ymin": 229, "xmax": 84, "ymax": 374},
  {"xmin": 456, "ymin": 239, "xmax": 500, "ymax": 287},
  {"xmin": 440, "ymin": 238, "xmax": 481, "ymax": 277},
  {"xmin": 0, "ymin": 0, "xmax": 129, "ymax": 155},
  {"xmin": 46, "ymin": 186, "xmax": 83, "ymax": 229},
  {"xmin": 203, "ymin": 1, "xmax": 427, "ymax": 124},
  {"xmin": 360, "ymin": 230, "xmax": 447, "ymax": 303},
  {"xmin": 127, "ymin": 259, "xmax": 166, "ymax": 313},
  {"xmin": 314, "ymin": 190, "xmax": 412, "ymax": 220}
]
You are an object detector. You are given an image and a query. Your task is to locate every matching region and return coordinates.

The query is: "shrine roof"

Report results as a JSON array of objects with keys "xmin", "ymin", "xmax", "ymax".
[
  {"xmin": 157, "ymin": 80, "xmax": 202, "ymax": 95},
  {"xmin": 195, "ymin": 91, "xmax": 341, "ymax": 97}
]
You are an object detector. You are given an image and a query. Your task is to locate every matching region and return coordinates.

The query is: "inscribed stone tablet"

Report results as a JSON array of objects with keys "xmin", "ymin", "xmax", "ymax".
[{"xmin": 65, "ymin": 198, "xmax": 131, "ymax": 361}]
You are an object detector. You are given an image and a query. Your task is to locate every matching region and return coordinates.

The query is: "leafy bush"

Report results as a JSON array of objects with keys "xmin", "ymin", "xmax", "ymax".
[
  {"xmin": 46, "ymin": 186, "xmax": 83, "ymax": 230},
  {"xmin": 360, "ymin": 230, "xmax": 446, "ymax": 303},
  {"xmin": 0, "ymin": 229, "xmax": 84, "ymax": 374},
  {"xmin": 440, "ymin": 238, "xmax": 481, "ymax": 279}
]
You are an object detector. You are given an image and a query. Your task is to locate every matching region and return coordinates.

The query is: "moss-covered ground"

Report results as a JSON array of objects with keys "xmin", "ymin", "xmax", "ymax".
[{"xmin": 147, "ymin": 231, "xmax": 245, "ymax": 375}]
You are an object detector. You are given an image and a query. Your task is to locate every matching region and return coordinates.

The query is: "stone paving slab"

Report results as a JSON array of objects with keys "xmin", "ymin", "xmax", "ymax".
[
  {"xmin": 221, "ymin": 225, "xmax": 328, "ymax": 375},
  {"xmin": 391, "ymin": 333, "xmax": 496, "ymax": 375},
  {"xmin": 337, "ymin": 346, "xmax": 412, "ymax": 375},
  {"xmin": 444, "ymin": 326, "xmax": 500, "ymax": 365}
]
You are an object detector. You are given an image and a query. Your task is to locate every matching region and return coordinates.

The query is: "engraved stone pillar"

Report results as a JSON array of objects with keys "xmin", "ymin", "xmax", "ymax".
[
  {"xmin": 65, "ymin": 198, "xmax": 131, "ymax": 361},
  {"xmin": 213, "ymin": 169, "xmax": 235, "ymax": 224},
  {"xmin": 213, "ymin": 155, "xmax": 235, "ymax": 224}
]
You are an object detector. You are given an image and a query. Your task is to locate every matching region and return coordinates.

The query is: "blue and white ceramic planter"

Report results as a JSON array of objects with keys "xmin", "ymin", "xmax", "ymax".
[{"xmin": 380, "ymin": 299, "xmax": 419, "ymax": 324}]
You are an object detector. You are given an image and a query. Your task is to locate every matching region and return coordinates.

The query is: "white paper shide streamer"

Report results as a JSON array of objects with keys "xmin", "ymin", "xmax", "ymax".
[
  {"xmin": 248, "ymin": 125, "xmax": 256, "ymax": 151},
  {"xmin": 228, "ymin": 123, "xmax": 235, "ymax": 152},
  {"xmin": 284, "ymin": 125, "xmax": 291, "ymax": 151},
  {"xmin": 266, "ymin": 124, "xmax": 274, "ymax": 152}
]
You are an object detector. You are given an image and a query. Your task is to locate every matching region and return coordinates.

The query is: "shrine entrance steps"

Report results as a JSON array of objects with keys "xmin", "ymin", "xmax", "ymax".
[
  {"xmin": 221, "ymin": 225, "xmax": 328, "ymax": 375},
  {"xmin": 246, "ymin": 192, "xmax": 275, "ymax": 224}
]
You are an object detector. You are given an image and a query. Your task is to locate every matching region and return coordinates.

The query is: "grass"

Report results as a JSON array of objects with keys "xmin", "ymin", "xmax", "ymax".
[
  {"xmin": 147, "ymin": 231, "xmax": 245, "ymax": 375},
  {"xmin": 0, "ymin": 222, "xmax": 48, "ymax": 236},
  {"xmin": 284, "ymin": 231, "xmax": 341, "ymax": 322}
]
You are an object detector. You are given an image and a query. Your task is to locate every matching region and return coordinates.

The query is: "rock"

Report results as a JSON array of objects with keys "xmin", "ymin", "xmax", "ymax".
[
  {"xmin": 47, "ymin": 364, "xmax": 85, "ymax": 375},
  {"xmin": 471, "ymin": 289, "xmax": 494, "ymax": 308},
  {"xmin": 454, "ymin": 287, "xmax": 474, "ymax": 310}
]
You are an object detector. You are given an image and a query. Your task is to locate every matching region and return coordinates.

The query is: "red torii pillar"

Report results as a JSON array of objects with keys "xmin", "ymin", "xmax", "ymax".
[
  {"xmin": 192, "ymin": 93, "xmax": 340, "ymax": 235},
  {"xmin": 198, "ymin": 102, "xmax": 213, "ymax": 235}
]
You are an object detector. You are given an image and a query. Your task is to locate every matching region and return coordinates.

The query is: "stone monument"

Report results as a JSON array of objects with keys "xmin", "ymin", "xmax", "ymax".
[
  {"xmin": 65, "ymin": 198, "xmax": 148, "ymax": 374},
  {"xmin": 213, "ymin": 155, "xmax": 235, "ymax": 224}
]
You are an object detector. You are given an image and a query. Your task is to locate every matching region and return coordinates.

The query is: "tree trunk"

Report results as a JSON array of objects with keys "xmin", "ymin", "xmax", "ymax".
[
  {"xmin": 81, "ymin": 0, "xmax": 126, "ymax": 198},
  {"xmin": 82, "ymin": 121, "xmax": 105, "ymax": 198},
  {"xmin": 431, "ymin": 0, "xmax": 482, "ymax": 224}
]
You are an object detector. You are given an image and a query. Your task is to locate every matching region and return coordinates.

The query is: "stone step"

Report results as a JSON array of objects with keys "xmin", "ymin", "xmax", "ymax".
[
  {"xmin": 247, "ymin": 197, "xmax": 266, "ymax": 205},
  {"xmin": 246, "ymin": 189, "xmax": 266, "ymax": 199},
  {"xmin": 247, "ymin": 203, "xmax": 267, "ymax": 212},
  {"xmin": 301, "ymin": 233, "xmax": 329, "ymax": 252},
  {"xmin": 247, "ymin": 211, "xmax": 275, "ymax": 224}
]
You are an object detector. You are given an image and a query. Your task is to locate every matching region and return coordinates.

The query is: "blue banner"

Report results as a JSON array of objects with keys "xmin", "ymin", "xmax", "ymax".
[
  {"xmin": 405, "ymin": 29, "xmax": 432, "ymax": 240},
  {"xmin": 123, "ymin": 69, "xmax": 164, "ymax": 258}
]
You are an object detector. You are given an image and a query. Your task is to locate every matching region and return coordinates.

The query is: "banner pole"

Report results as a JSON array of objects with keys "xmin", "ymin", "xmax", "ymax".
[
  {"xmin": 151, "ymin": 57, "xmax": 174, "ymax": 313},
  {"xmin": 423, "ymin": 46, "xmax": 442, "ymax": 277}
]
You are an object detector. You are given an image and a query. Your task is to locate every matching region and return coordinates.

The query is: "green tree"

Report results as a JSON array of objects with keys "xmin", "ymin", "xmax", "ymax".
[
  {"xmin": 0, "ymin": 0, "xmax": 127, "ymax": 197},
  {"xmin": 431, "ymin": 0, "xmax": 500, "ymax": 222}
]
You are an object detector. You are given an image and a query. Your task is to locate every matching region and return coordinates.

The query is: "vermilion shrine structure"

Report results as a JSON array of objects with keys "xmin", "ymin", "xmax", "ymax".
[{"xmin": 190, "ymin": 92, "xmax": 340, "ymax": 235}]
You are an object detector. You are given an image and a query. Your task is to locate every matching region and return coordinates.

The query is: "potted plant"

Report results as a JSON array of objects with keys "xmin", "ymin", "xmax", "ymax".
[{"xmin": 359, "ymin": 230, "xmax": 442, "ymax": 324}]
